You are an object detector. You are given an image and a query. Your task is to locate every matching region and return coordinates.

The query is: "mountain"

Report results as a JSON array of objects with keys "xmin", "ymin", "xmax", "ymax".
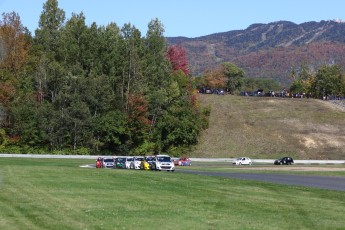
[{"xmin": 166, "ymin": 20, "xmax": 345, "ymax": 86}]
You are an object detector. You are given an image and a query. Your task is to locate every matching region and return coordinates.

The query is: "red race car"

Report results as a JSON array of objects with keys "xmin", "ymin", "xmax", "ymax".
[
  {"xmin": 174, "ymin": 157, "xmax": 191, "ymax": 166},
  {"xmin": 96, "ymin": 157, "xmax": 103, "ymax": 168}
]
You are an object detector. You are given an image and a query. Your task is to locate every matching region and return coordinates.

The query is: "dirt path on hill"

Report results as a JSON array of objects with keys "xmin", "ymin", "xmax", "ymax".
[{"xmin": 318, "ymin": 100, "xmax": 345, "ymax": 112}]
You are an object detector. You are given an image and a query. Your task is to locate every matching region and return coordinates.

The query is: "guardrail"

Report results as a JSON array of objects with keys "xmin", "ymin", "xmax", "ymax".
[{"xmin": 0, "ymin": 154, "xmax": 344, "ymax": 164}]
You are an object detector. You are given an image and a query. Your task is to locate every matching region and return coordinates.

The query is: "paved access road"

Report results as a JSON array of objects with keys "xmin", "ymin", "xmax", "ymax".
[{"xmin": 177, "ymin": 170, "xmax": 345, "ymax": 192}]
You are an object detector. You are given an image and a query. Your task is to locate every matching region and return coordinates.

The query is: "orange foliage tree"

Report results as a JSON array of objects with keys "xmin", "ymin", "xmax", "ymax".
[
  {"xmin": 0, "ymin": 12, "xmax": 30, "ymax": 105},
  {"xmin": 0, "ymin": 82, "xmax": 15, "ymax": 105},
  {"xmin": 203, "ymin": 67, "xmax": 227, "ymax": 89},
  {"xmin": 0, "ymin": 12, "xmax": 30, "ymax": 75}
]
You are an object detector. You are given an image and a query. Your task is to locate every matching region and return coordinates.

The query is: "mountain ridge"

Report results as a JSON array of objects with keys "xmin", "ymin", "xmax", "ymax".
[{"xmin": 166, "ymin": 20, "xmax": 345, "ymax": 86}]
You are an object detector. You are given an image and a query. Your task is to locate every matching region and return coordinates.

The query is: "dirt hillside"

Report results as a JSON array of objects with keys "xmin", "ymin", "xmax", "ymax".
[{"xmin": 192, "ymin": 95, "xmax": 345, "ymax": 160}]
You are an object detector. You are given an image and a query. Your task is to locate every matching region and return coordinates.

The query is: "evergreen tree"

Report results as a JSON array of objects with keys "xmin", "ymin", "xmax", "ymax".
[
  {"xmin": 144, "ymin": 18, "xmax": 172, "ymax": 129},
  {"xmin": 35, "ymin": 0, "xmax": 65, "ymax": 55}
]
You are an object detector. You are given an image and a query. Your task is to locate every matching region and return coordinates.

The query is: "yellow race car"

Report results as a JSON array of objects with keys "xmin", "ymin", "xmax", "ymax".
[{"xmin": 140, "ymin": 159, "xmax": 151, "ymax": 170}]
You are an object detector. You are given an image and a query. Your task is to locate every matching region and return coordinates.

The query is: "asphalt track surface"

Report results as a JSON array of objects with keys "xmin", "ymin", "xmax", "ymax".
[
  {"xmin": 81, "ymin": 164, "xmax": 345, "ymax": 192},
  {"xmin": 177, "ymin": 169, "xmax": 345, "ymax": 192}
]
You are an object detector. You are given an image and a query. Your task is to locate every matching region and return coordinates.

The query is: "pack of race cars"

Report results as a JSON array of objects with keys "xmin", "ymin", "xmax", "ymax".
[
  {"xmin": 95, "ymin": 156, "xmax": 295, "ymax": 170},
  {"xmin": 96, "ymin": 155, "xmax": 192, "ymax": 172}
]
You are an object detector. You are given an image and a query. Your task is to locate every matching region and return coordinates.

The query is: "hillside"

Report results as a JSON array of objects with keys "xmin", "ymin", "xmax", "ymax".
[
  {"xmin": 167, "ymin": 20, "xmax": 345, "ymax": 86},
  {"xmin": 191, "ymin": 95, "xmax": 345, "ymax": 159}
]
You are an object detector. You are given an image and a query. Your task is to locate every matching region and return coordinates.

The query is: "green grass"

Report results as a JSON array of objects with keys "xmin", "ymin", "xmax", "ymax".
[
  {"xmin": 193, "ymin": 95, "xmax": 345, "ymax": 159},
  {"xmin": 1, "ymin": 158, "xmax": 345, "ymax": 229}
]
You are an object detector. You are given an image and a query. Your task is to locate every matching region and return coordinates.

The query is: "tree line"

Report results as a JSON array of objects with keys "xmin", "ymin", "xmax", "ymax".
[
  {"xmin": 0, "ymin": 0, "xmax": 209, "ymax": 155},
  {"xmin": 195, "ymin": 62, "xmax": 282, "ymax": 94},
  {"xmin": 289, "ymin": 64, "xmax": 345, "ymax": 99},
  {"xmin": 196, "ymin": 61, "xmax": 345, "ymax": 98}
]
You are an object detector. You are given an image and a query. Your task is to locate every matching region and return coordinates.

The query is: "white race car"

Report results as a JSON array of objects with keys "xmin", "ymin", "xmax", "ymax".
[
  {"xmin": 151, "ymin": 155, "xmax": 175, "ymax": 171},
  {"xmin": 125, "ymin": 157, "xmax": 134, "ymax": 169},
  {"xmin": 233, "ymin": 157, "xmax": 252, "ymax": 165},
  {"xmin": 102, "ymin": 158, "xmax": 115, "ymax": 168},
  {"xmin": 130, "ymin": 156, "xmax": 144, "ymax": 169}
]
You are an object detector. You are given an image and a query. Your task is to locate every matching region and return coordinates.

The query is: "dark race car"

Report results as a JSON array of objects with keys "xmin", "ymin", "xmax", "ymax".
[
  {"xmin": 114, "ymin": 157, "xmax": 127, "ymax": 169},
  {"xmin": 274, "ymin": 157, "xmax": 294, "ymax": 165}
]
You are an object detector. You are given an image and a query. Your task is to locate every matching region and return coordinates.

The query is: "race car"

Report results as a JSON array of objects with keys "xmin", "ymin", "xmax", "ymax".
[
  {"xmin": 130, "ymin": 156, "xmax": 144, "ymax": 169},
  {"xmin": 96, "ymin": 157, "xmax": 103, "ymax": 168},
  {"xmin": 233, "ymin": 157, "xmax": 252, "ymax": 165},
  {"xmin": 151, "ymin": 155, "xmax": 175, "ymax": 172},
  {"xmin": 125, "ymin": 157, "xmax": 134, "ymax": 169},
  {"xmin": 140, "ymin": 159, "xmax": 151, "ymax": 170},
  {"xmin": 102, "ymin": 158, "xmax": 115, "ymax": 168},
  {"xmin": 114, "ymin": 157, "xmax": 127, "ymax": 169},
  {"xmin": 174, "ymin": 157, "xmax": 192, "ymax": 166},
  {"xmin": 274, "ymin": 157, "xmax": 294, "ymax": 165}
]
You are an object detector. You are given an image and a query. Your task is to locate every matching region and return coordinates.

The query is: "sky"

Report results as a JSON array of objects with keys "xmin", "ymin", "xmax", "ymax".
[{"xmin": 1, "ymin": 0, "xmax": 345, "ymax": 38}]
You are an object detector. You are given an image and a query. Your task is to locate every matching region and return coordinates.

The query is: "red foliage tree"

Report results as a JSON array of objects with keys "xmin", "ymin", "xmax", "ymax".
[
  {"xmin": 167, "ymin": 45, "xmax": 190, "ymax": 75},
  {"xmin": 127, "ymin": 94, "xmax": 151, "ymax": 144},
  {"xmin": 127, "ymin": 94, "xmax": 150, "ymax": 126}
]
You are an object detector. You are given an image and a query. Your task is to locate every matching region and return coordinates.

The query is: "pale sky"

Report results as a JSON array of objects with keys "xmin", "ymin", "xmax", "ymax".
[{"xmin": 1, "ymin": 0, "xmax": 344, "ymax": 38}]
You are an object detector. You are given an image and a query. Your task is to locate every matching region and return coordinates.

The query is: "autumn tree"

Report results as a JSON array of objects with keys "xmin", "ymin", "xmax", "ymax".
[
  {"xmin": 0, "ymin": 11, "xmax": 31, "ymax": 122},
  {"xmin": 203, "ymin": 67, "xmax": 227, "ymax": 89},
  {"xmin": 127, "ymin": 93, "xmax": 151, "ymax": 153},
  {"xmin": 0, "ymin": 82, "xmax": 15, "ymax": 105},
  {"xmin": 167, "ymin": 45, "xmax": 190, "ymax": 75},
  {"xmin": 0, "ymin": 12, "xmax": 30, "ymax": 76}
]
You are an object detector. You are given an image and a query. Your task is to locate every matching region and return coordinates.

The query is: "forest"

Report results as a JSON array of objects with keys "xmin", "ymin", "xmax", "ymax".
[{"xmin": 0, "ymin": 0, "xmax": 209, "ymax": 155}]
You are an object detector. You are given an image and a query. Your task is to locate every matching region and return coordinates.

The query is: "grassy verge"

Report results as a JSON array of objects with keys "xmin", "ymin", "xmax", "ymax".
[{"xmin": 1, "ymin": 158, "xmax": 345, "ymax": 229}]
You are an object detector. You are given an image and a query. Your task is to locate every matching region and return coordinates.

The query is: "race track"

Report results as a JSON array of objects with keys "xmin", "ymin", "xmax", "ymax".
[
  {"xmin": 177, "ymin": 169, "xmax": 345, "ymax": 192},
  {"xmin": 82, "ymin": 163, "xmax": 345, "ymax": 192}
]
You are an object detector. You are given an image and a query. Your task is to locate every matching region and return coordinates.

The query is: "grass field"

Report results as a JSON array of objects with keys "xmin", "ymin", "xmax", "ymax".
[
  {"xmin": 193, "ymin": 95, "xmax": 345, "ymax": 159},
  {"xmin": 1, "ymin": 158, "xmax": 345, "ymax": 230}
]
